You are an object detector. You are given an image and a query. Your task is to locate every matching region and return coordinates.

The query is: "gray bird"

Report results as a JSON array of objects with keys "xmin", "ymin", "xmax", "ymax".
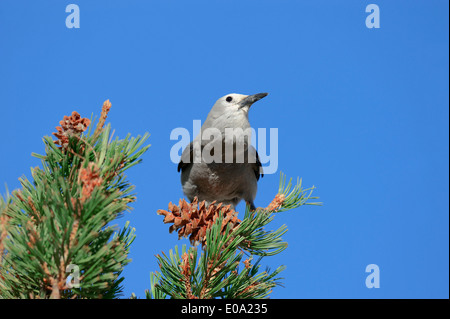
[{"xmin": 178, "ymin": 93, "xmax": 268, "ymax": 210}]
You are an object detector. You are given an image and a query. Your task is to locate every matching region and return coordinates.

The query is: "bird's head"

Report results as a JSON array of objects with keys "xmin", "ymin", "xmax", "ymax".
[
  {"xmin": 202, "ymin": 93, "xmax": 268, "ymax": 137},
  {"xmin": 213, "ymin": 93, "xmax": 269, "ymax": 114},
  {"xmin": 203, "ymin": 92, "xmax": 269, "ymax": 131}
]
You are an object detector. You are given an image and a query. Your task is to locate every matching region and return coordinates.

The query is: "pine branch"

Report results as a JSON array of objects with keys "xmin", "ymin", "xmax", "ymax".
[
  {"xmin": 150, "ymin": 173, "xmax": 320, "ymax": 299},
  {"xmin": 0, "ymin": 101, "xmax": 149, "ymax": 299}
]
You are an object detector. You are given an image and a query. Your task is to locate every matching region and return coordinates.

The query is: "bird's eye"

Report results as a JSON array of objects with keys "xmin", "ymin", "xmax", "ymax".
[{"xmin": 226, "ymin": 96, "xmax": 233, "ymax": 102}]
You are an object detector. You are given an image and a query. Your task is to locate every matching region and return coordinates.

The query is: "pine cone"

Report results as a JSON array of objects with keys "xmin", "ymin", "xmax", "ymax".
[
  {"xmin": 157, "ymin": 197, "xmax": 241, "ymax": 247},
  {"xmin": 93, "ymin": 100, "xmax": 112, "ymax": 139},
  {"xmin": 266, "ymin": 193, "xmax": 285, "ymax": 212},
  {"xmin": 52, "ymin": 111, "xmax": 90, "ymax": 150},
  {"xmin": 79, "ymin": 163, "xmax": 103, "ymax": 203}
]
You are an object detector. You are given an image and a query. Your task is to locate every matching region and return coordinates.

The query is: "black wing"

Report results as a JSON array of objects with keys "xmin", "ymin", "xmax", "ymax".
[
  {"xmin": 178, "ymin": 142, "xmax": 193, "ymax": 173},
  {"xmin": 178, "ymin": 142, "xmax": 264, "ymax": 181},
  {"xmin": 253, "ymin": 147, "xmax": 264, "ymax": 181}
]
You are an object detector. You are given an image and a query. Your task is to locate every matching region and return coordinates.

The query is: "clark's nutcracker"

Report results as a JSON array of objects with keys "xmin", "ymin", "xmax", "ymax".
[{"xmin": 178, "ymin": 93, "xmax": 268, "ymax": 210}]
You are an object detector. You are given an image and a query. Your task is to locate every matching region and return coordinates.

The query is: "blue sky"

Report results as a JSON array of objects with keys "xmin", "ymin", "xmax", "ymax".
[{"xmin": 0, "ymin": 1, "xmax": 448, "ymax": 298}]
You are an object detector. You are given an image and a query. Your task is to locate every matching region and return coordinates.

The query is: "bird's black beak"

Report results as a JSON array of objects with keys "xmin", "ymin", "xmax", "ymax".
[{"xmin": 239, "ymin": 93, "xmax": 269, "ymax": 108}]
